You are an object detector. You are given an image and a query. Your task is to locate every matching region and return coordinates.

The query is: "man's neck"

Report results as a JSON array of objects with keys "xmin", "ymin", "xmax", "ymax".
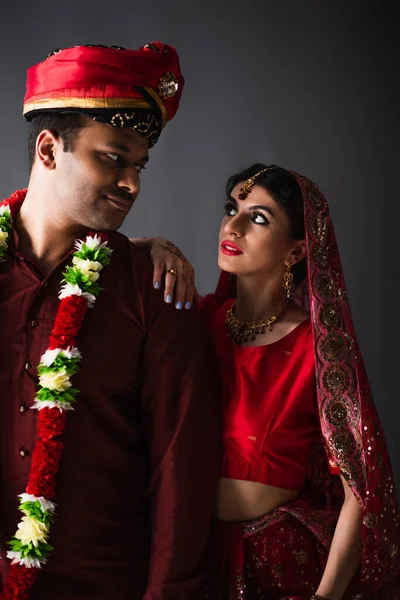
[{"xmin": 16, "ymin": 187, "xmax": 87, "ymax": 275}]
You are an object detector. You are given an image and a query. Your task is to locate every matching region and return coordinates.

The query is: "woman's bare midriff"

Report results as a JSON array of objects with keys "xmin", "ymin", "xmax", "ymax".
[{"xmin": 216, "ymin": 477, "xmax": 301, "ymax": 521}]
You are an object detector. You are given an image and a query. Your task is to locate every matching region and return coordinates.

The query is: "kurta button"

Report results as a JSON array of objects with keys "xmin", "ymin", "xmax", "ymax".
[
  {"xmin": 19, "ymin": 448, "xmax": 29, "ymax": 457},
  {"xmin": 20, "ymin": 404, "xmax": 27, "ymax": 413},
  {"xmin": 30, "ymin": 320, "xmax": 38, "ymax": 328},
  {"xmin": 24, "ymin": 361, "xmax": 32, "ymax": 370}
]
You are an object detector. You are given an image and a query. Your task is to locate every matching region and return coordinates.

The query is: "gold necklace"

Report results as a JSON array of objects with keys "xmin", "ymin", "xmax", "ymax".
[{"xmin": 225, "ymin": 300, "xmax": 285, "ymax": 345}]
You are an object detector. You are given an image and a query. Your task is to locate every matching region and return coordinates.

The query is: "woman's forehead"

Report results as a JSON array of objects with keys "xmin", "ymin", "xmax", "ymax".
[{"xmin": 230, "ymin": 183, "xmax": 282, "ymax": 213}]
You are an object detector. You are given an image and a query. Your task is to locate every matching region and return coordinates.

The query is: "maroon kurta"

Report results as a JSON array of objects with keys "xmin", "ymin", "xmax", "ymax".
[{"xmin": 0, "ymin": 227, "xmax": 221, "ymax": 600}]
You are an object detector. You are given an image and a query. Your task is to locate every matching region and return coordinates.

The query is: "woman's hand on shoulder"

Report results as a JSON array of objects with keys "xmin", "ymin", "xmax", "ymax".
[{"xmin": 130, "ymin": 237, "xmax": 195, "ymax": 310}]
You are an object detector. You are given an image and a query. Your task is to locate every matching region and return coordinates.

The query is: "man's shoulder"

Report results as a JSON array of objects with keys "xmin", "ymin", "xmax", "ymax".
[
  {"xmin": 107, "ymin": 231, "xmax": 153, "ymax": 270},
  {"xmin": 103, "ymin": 231, "xmax": 156, "ymax": 305}
]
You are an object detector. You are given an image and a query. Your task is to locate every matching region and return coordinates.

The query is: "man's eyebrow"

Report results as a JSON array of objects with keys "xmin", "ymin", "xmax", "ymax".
[
  {"xmin": 104, "ymin": 142, "xmax": 149, "ymax": 162},
  {"xmin": 104, "ymin": 142, "xmax": 131, "ymax": 153}
]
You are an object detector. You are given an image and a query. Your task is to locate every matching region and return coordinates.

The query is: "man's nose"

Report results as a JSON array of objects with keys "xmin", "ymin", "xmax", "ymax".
[{"xmin": 117, "ymin": 168, "xmax": 140, "ymax": 196}]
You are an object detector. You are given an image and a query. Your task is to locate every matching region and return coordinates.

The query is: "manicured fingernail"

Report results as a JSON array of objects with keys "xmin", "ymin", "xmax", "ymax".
[
  {"xmin": 175, "ymin": 301, "xmax": 183, "ymax": 310},
  {"xmin": 184, "ymin": 301, "xmax": 192, "ymax": 310},
  {"xmin": 154, "ymin": 281, "xmax": 160, "ymax": 290},
  {"xmin": 166, "ymin": 294, "xmax": 173, "ymax": 304}
]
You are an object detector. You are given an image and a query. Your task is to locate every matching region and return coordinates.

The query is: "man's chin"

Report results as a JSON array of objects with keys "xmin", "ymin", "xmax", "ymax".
[{"xmin": 87, "ymin": 214, "xmax": 128, "ymax": 233}]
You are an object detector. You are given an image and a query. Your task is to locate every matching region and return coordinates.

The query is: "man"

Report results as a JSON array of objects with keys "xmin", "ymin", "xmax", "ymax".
[{"xmin": 0, "ymin": 43, "xmax": 220, "ymax": 599}]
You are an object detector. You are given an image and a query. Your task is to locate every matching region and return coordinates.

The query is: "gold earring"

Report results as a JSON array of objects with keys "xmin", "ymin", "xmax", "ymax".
[{"xmin": 283, "ymin": 264, "xmax": 294, "ymax": 300}]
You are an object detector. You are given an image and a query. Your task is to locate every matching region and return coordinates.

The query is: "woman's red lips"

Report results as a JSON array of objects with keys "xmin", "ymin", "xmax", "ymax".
[{"xmin": 220, "ymin": 240, "xmax": 243, "ymax": 256}]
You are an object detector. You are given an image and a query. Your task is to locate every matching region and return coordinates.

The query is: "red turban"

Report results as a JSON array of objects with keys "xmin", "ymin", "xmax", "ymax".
[{"xmin": 23, "ymin": 42, "xmax": 184, "ymax": 146}]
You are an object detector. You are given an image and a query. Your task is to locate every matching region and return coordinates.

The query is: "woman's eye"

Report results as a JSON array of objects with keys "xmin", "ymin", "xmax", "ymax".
[
  {"xmin": 135, "ymin": 164, "xmax": 147, "ymax": 173},
  {"xmin": 224, "ymin": 203, "xmax": 237, "ymax": 217},
  {"xmin": 106, "ymin": 153, "xmax": 120, "ymax": 162},
  {"xmin": 252, "ymin": 212, "xmax": 268, "ymax": 225}
]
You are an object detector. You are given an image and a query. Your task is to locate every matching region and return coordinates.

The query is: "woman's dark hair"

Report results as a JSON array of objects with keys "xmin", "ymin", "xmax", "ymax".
[
  {"xmin": 27, "ymin": 112, "xmax": 87, "ymax": 172},
  {"xmin": 226, "ymin": 163, "xmax": 306, "ymax": 284}
]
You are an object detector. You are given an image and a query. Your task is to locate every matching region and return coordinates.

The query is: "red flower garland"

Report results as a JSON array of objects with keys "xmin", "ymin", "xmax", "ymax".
[
  {"xmin": 48, "ymin": 295, "xmax": 88, "ymax": 350},
  {"xmin": 26, "ymin": 440, "xmax": 64, "ymax": 500},
  {"xmin": 3, "ymin": 565, "xmax": 37, "ymax": 600},
  {"xmin": 37, "ymin": 409, "xmax": 67, "ymax": 441}
]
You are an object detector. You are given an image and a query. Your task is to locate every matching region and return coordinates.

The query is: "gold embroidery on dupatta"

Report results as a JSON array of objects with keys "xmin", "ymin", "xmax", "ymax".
[
  {"xmin": 311, "ymin": 245, "xmax": 329, "ymax": 268},
  {"xmin": 318, "ymin": 302, "xmax": 342, "ymax": 330},
  {"xmin": 319, "ymin": 332, "xmax": 349, "ymax": 363},
  {"xmin": 321, "ymin": 363, "xmax": 355, "ymax": 396},
  {"xmin": 324, "ymin": 397, "xmax": 354, "ymax": 427},
  {"xmin": 363, "ymin": 513, "xmax": 378, "ymax": 529},
  {"xmin": 314, "ymin": 273, "xmax": 336, "ymax": 300},
  {"xmin": 293, "ymin": 172, "xmax": 400, "ymax": 587}
]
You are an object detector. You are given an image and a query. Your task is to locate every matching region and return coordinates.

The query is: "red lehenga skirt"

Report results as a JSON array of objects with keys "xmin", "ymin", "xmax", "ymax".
[{"xmin": 207, "ymin": 497, "xmax": 400, "ymax": 600}]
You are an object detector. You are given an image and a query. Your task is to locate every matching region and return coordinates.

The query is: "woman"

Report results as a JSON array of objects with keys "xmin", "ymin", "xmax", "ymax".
[{"xmin": 134, "ymin": 164, "xmax": 400, "ymax": 599}]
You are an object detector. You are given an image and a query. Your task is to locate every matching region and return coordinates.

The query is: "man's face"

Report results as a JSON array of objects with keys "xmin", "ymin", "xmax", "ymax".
[{"xmin": 52, "ymin": 119, "xmax": 149, "ymax": 231}]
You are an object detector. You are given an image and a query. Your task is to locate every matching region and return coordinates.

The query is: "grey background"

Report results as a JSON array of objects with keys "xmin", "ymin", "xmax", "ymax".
[{"xmin": 0, "ymin": 1, "xmax": 399, "ymax": 482}]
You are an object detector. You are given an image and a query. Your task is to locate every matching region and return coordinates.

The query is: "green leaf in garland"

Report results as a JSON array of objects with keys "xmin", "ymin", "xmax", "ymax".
[
  {"xmin": 8, "ymin": 537, "xmax": 53, "ymax": 558},
  {"xmin": 38, "ymin": 355, "xmax": 80, "ymax": 376},
  {"xmin": 62, "ymin": 266, "xmax": 102, "ymax": 297},
  {"xmin": 35, "ymin": 386, "xmax": 80, "ymax": 404},
  {"xmin": 19, "ymin": 501, "xmax": 54, "ymax": 526}
]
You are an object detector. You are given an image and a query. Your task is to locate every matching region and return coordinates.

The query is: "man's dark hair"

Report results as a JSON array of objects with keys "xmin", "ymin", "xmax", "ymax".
[
  {"xmin": 28, "ymin": 112, "xmax": 87, "ymax": 172},
  {"xmin": 226, "ymin": 163, "xmax": 307, "ymax": 284}
]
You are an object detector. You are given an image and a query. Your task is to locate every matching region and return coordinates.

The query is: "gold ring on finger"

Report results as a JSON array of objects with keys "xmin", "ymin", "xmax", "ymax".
[{"xmin": 167, "ymin": 268, "xmax": 177, "ymax": 277}]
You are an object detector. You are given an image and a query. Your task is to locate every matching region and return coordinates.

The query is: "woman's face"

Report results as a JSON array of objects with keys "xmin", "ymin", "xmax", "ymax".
[{"xmin": 218, "ymin": 183, "xmax": 305, "ymax": 279}]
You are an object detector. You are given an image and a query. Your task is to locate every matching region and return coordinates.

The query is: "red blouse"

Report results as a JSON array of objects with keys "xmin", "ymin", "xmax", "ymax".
[{"xmin": 201, "ymin": 295, "xmax": 339, "ymax": 491}]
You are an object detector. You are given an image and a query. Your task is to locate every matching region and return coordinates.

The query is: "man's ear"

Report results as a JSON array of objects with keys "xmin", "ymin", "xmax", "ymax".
[{"xmin": 35, "ymin": 129, "xmax": 62, "ymax": 170}]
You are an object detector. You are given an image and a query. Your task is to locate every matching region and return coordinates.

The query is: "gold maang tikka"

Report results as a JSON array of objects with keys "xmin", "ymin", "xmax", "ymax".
[{"xmin": 238, "ymin": 166, "xmax": 276, "ymax": 200}]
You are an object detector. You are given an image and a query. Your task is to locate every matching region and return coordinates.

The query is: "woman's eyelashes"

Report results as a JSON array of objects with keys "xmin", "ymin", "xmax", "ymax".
[
  {"xmin": 224, "ymin": 202, "xmax": 269, "ymax": 226},
  {"xmin": 224, "ymin": 202, "xmax": 237, "ymax": 217},
  {"xmin": 251, "ymin": 211, "xmax": 269, "ymax": 225}
]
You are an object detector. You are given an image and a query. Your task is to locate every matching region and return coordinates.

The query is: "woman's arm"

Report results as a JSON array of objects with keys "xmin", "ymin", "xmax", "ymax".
[
  {"xmin": 313, "ymin": 475, "xmax": 363, "ymax": 600},
  {"xmin": 130, "ymin": 237, "xmax": 196, "ymax": 309}
]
